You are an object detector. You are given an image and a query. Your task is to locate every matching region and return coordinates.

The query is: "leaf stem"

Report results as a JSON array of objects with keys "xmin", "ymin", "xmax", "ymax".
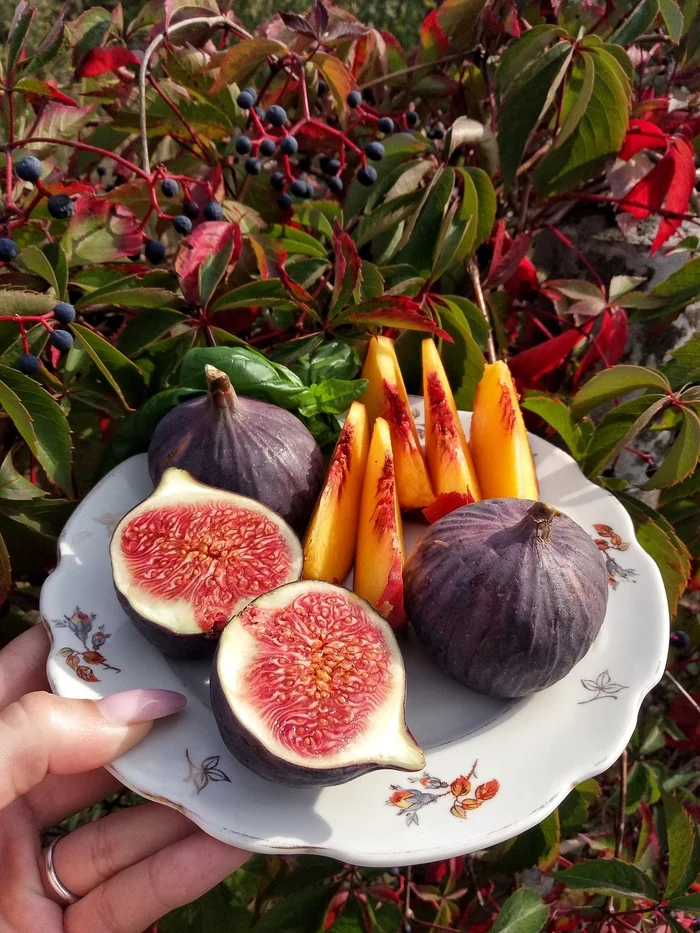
[
  {"xmin": 664, "ymin": 670, "xmax": 700, "ymax": 716},
  {"xmin": 359, "ymin": 51, "xmax": 470, "ymax": 89},
  {"xmin": 467, "ymin": 259, "xmax": 496, "ymax": 364}
]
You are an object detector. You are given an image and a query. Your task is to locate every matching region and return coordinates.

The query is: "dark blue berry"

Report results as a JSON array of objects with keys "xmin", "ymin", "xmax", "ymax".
[
  {"xmin": 347, "ymin": 90, "xmax": 362, "ymax": 108},
  {"xmin": 203, "ymin": 202, "xmax": 224, "ymax": 221},
  {"xmin": 298, "ymin": 154, "xmax": 312, "ymax": 173},
  {"xmin": 326, "ymin": 158, "xmax": 341, "ymax": 176},
  {"xmin": 160, "ymin": 178, "xmax": 178, "ymax": 198},
  {"xmin": 362, "ymin": 88, "xmax": 375, "ymax": 104},
  {"xmin": 365, "ymin": 141, "xmax": 385, "ymax": 161},
  {"xmin": 670, "ymin": 631, "xmax": 691, "ymax": 650},
  {"xmin": 290, "ymin": 180, "xmax": 307, "ymax": 198},
  {"xmin": 270, "ymin": 171, "xmax": 286, "ymax": 191},
  {"xmin": 278, "ymin": 194, "xmax": 293, "ymax": 210},
  {"xmin": 254, "ymin": 106, "xmax": 265, "ymax": 119},
  {"xmin": 245, "ymin": 157, "xmax": 262, "ymax": 175},
  {"xmin": 128, "ymin": 252, "xmax": 141, "ymax": 262},
  {"xmin": 145, "ymin": 239, "xmax": 166, "ymax": 264},
  {"xmin": 183, "ymin": 200, "xmax": 200, "ymax": 220},
  {"xmin": 173, "ymin": 215, "xmax": 193, "ymax": 235},
  {"xmin": 317, "ymin": 80, "xmax": 328, "ymax": 95},
  {"xmin": 406, "ymin": 110, "xmax": 419, "ymax": 127},
  {"xmin": 328, "ymin": 176, "xmax": 343, "ymax": 193},
  {"xmin": 0, "ymin": 238, "xmax": 19, "ymax": 262},
  {"xmin": 15, "ymin": 155, "xmax": 43, "ymax": 183},
  {"xmin": 50, "ymin": 329, "xmax": 74, "ymax": 353},
  {"xmin": 53, "ymin": 302, "xmax": 76, "ymax": 324},
  {"xmin": 237, "ymin": 90, "xmax": 255, "ymax": 109},
  {"xmin": 265, "ymin": 105, "xmax": 287, "ymax": 127},
  {"xmin": 17, "ymin": 353, "xmax": 40, "ymax": 375},
  {"xmin": 243, "ymin": 86, "xmax": 256, "ymax": 98},
  {"xmin": 280, "ymin": 135, "xmax": 298, "ymax": 156},
  {"xmin": 303, "ymin": 182, "xmax": 314, "ymax": 199},
  {"xmin": 319, "ymin": 155, "xmax": 331, "ymax": 174},
  {"xmin": 357, "ymin": 165, "xmax": 377, "ymax": 186},
  {"xmin": 235, "ymin": 135, "xmax": 252, "ymax": 155},
  {"xmin": 378, "ymin": 117, "xmax": 394, "ymax": 134},
  {"xmin": 259, "ymin": 138, "xmax": 276, "ymax": 157},
  {"xmin": 97, "ymin": 166, "xmax": 106, "ymax": 176},
  {"xmin": 428, "ymin": 126, "xmax": 445, "ymax": 140},
  {"xmin": 47, "ymin": 194, "xmax": 74, "ymax": 220}
]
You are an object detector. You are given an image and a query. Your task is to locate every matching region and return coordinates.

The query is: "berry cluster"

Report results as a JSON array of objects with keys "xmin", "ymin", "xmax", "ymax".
[{"xmin": 14, "ymin": 301, "xmax": 77, "ymax": 375}]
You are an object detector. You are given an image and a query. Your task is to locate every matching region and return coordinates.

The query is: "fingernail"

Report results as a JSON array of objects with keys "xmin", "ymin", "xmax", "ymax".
[{"xmin": 97, "ymin": 689, "xmax": 187, "ymax": 725}]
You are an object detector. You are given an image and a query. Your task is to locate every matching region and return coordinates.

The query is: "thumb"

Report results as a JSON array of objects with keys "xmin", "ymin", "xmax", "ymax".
[{"xmin": 0, "ymin": 689, "xmax": 186, "ymax": 809}]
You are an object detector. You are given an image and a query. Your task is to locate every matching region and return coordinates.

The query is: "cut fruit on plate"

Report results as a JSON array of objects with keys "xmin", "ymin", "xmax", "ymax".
[
  {"xmin": 303, "ymin": 401, "xmax": 370, "ymax": 585},
  {"xmin": 354, "ymin": 417, "xmax": 406, "ymax": 629},
  {"xmin": 422, "ymin": 338, "xmax": 481, "ymax": 502},
  {"xmin": 469, "ymin": 361, "xmax": 539, "ymax": 500},
  {"xmin": 211, "ymin": 580, "xmax": 425, "ymax": 787},
  {"xmin": 361, "ymin": 336, "xmax": 434, "ymax": 510},
  {"xmin": 110, "ymin": 468, "xmax": 303, "ymax": 658}
]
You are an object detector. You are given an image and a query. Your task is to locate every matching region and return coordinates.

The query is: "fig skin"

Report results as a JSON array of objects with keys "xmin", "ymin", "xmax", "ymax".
[
  {"xmin": 404, "ymin": 499, "xmax": 609, "ymax": 698},
  {"xmin": 115, "ymin": 589, "xmax": 216, "ymax": 659},
  {"xmin": 148, "ymin": 366, "xmax": 324, "ymax": 531}
]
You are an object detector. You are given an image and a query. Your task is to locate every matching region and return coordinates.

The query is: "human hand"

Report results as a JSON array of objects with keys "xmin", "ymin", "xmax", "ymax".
[{"xmin": 0, "ymin": 624, "xmax": 249, "ymax": 933}]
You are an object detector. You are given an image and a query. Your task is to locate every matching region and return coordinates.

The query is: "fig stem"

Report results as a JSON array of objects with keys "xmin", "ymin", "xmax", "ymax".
[
  {"xmin": 205, "ymin": 364, "xmax": 237, "ymax": 409},
  {"xmin": 525, "ymin": 501, "xmax": 560, "ymax": 543}
]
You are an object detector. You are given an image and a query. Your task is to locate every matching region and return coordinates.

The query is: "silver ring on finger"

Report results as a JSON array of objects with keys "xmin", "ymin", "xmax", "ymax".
[{"xmin": 45, "ymin": 834, "xmax": 81, "ymax": 905}]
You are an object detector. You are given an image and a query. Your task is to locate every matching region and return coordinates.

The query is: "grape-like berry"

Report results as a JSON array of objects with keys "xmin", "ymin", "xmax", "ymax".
[
  {"xmin": 53, "ymin": 302, "xmax": 76, "ymax": 324},
  {"xmin": 357, "ymin": 166, "xmax": 377, "ymax": 186},
  {"xmin": 235, "ymin": 135, "xmax": 252, "ymax": 155},
  {"xmin": 15, "ymin": 155, "xmax": 43, "ymax": 183},
  {"xmin": 259, "ymin": 138, "xmax": 276, "ymax": 157},
  {"xmin": 270, "ymin": 172, "xmax": 286, "ymax": 191},
  {"xmin": 265, "ymin": 105, "xmax": 287, "ymax": 127},
  {"xmin": 317, "ymin": 80, "xmax": 328, "ymax": 95},
  {"xmin": 278, "ymin": 194, "xmax": 293, "ymax": 210},
  {"xmin": 17, "ymin": 353, "xmax": 40, "ymax": 375},
  {"xmin": 145, "ymin": 240, "xmax": 166, "ymax": 264},
  {"xmin": 0, "ymin": 238, "xmax": 19, "ymax": 262},
  {"xmin": 237, "ymin": 90, "xmax": 255, "ymax": 110},
  {"xmin": 50, "ymin": 329, "xmax": 74, "ymax": 353},
  {"xmin": 406, "ymin": 110, "xmax": 419, "ymax": 127},
  {"xmin": 161, "ymin": 178, "xmax": 178, "ymax": 198},
  {"xmin": 328, "ymin": 176, "xmax": 343, "ymax": 193},
  {"xmin": 365, "ymin": 141, "xmax": 385, "ymax": 161},
  {"xmin": 290, "ymin": 180, "xmax": 307, "ymax": 198},
  {"xmin": 47, "ymin": 194, "xmax": 75, "ymax": 220},
  {"xmin": 97, "ymin": 166, "xmax": 106, "ymax": 177},
  {"xmin": 245, "ymin": 157, "xmax": 262, "ymax": 176},
  {"xmin": 325, "ymin": 158, "xmax": 341, "ymax": 176},
  {"xmin": 428, "ymin": 126, "xmax": 445, "ymax": 140},
  {"xmin": 347, "ymin": 90, "xmax": 362, "ymax": 108},
  {"xmin": 183, "ymin": 200, "xmax": 200, "ymax": 220},
  {"xmin": 670, "ymin": 631, "xmax": 691, "ymax": 650},
  {"xmin": 378, "ymin": 117, "xmax": 394, "ymax": 134},
  {"xmin": 173, "ymin": 215, "xmax": 193, "ymax": 235},
  {"xmin": 203, "ymin": 202, "xmax": 224, "ymax": 221},
  {"xmin": 280, "ymin": 135, "xmax": 298, "ymax": 156}
]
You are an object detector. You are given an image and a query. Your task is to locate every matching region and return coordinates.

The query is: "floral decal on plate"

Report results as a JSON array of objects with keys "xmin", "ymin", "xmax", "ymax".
[
  {"xmin": 184, "ymin": 749, "xmax": 232, "ymax": 794},
  {"xmin": 579, "ymin": 670, "xmax": 628, "ymax": 704},
  {"xmin": 53, "ymin": 607, "xmax": 121, "ymax": 682},
  {"xmin": 388, "ymin": 761, "xmax": 499, "ymax": 827},
  {"xmin": 593, "ymin": 524, "xmax": 636, "ymax": 588}
]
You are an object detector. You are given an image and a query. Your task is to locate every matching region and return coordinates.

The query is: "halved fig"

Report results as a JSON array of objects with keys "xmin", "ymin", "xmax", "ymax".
[
  {"xmin": 110, "ymin": 469, "xmax": 303, "ymax": 658},
  {"xmin": 211, "ymin": 580, "xmax": 424, "ymax": 786}
]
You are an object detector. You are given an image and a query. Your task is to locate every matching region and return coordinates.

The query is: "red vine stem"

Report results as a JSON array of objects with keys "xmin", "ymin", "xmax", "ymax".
[
  {"xmin": 146, "ymin": 75, "xmax": 214, "ymax": 165},
  {"xmin": 557, "ymin": 193, "xmax": 700, "ymax": 225},
  {"xmin": 544, "ymin": 224, "xmax": 605, "ymax": 290},
  {"xmin": 2, "ymin": 138, "xmax": 150, "ymax": 179}
]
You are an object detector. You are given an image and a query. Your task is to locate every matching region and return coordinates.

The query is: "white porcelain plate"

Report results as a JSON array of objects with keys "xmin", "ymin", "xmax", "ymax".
[{"xmin": 41, "ymin": 402, "xmax": 669, "ymax": 867}]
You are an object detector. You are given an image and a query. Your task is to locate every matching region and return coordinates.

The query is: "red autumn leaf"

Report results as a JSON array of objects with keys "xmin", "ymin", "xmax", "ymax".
[
  {"xmin": 345, "ymin": 296, "xmax": 452, "ymax": 340},
  {"xmin": 618, "ymin": 119, "xmax": 668, "ymax": 161},
  {"xmin": 278, "ymin": 263, "xmax": 321, "ymax": 320},
  {"xmin": 666, "ymin": 691, "xmax": 700, "ymax": 750},
  {"xmin": 422, "ymin": 491, "xmax": 474, "ymax": 524},
  {"xmin": 43, "ymin": 177, "xmax": 95, "ymax": 197},
  {"xmin": 331, "ymin": 220, "xmax": 361, "ymax": 311},
  {"xmin": 486, "ymin": 223, "xmax": 532, "ymax": 287},
  {"xmin": 505, "ymin": 255, "xmax": 539, "ymax": 299},
  {"xmin": 175, "ymin": 221, "xmax": 242, "ymax": 306},
  {"xmin": 419, "ymin": 9, "xmax": 451, "ymax": 56},
  {"xmin": 15, "ymin": 77, "xmax": 77, "ymax": 107},
  {"xmin": 76, "ymin": 47, "xmax": 140, "ymax": 79},
  {"xmin": 508, "ymin": 328, "xmax": 583, "ymax": 388},
  {"xmin": 573, "ymin": 306, "xmax": 628, "ymax": 386}
]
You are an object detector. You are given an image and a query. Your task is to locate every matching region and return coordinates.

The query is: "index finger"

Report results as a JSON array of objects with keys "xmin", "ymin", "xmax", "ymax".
[{"xmin": 0, "ymin": 625, "xmax": 50, "ymax": 711}]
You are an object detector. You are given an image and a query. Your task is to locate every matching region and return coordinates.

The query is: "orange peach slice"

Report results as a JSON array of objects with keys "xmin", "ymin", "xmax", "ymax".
[
  {"xmin": 422, "ymin": 338, "xmax": 481, "ymax": 502},
  {"xmin": 469, "ymin": 361, "xmax": 539, "ymax": 499},
  {"xmin": 361, "ymin": 336, "xmax": 434, "ymax": 511},
  {"xmin": 302, "ymin": 402, "xmax": 370, "ymax": 584},
  {"xmin": 354, "ymin": 417, "xmax": 406, "ymax": 629}
]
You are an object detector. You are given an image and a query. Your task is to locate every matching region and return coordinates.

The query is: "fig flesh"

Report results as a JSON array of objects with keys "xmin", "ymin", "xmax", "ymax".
[
  {"xmin": 404, "ymin": 499, "xmax": 608, "ymax": 698},
  {"xmin": 211, "ymin": 580, "xmax": 424, "ymax": 786},
  {"xmin": 110, "ymin": 469, "xmax": 303, "ymax": 658},
  {"xmin": 148, "ymin": 365, "xmax": 324, "ymax": 530}
]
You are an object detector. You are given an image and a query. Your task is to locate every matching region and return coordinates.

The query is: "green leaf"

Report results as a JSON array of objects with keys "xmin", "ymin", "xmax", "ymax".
[
  {"xmin": 297, "ymin": 378, "xmax": 368, "ymax": 418},
  {"xmin": 0, "ymin": 364, "xmax": 72, "ymax": 494},
  {"xmin": 615, "ymin": 491, "xmax": 691, "ymax": 614},
  {"xmin": 269, "ymin": 224, "xmax": 329, "ymax": 259},
  {"xmin": 101, "ymin": 387, "xmax": 202, "ymax": 475},
  {"xmin": 0, "ymin": 532, "xmax": 10, "ymax": 606},
  {"xmin": 498, "ymin": 40, "xmax": 572, "ymax": 188},
  {"xmin": 18, "ymin": 246, "xmax": 60, "ymax": 296},
  {"xmin": 117, "ymin": 310, "xmax": 188, "ymax": 358},
  {"xmin": 353, "ymin": 191, "xmax": 423, "ymax": 249},
  {"xmin": 209, "ymin": 37, "xmax": 286, "ymax": 91},
  {"xmin": 444, "ymin": 116, "xmax": 494, "ymax": 162},
  {"xmin": 430, "ymin": 199, "xmax": 474, "ymax": 285},
  {"xmin": 497, "ymin": 24, "xmax": 568, "ymax": 94},
  {"xmin": 434, "ymin": 297, "xmax": 486, "ymax": 410},
  {"xmin": 251, "ymin": 883, "xmax": 334, "ymax": 933},
  {"xmin": 611, "ymin": 0, "xmax": 660, "ymax": 44},
  {"xmin": 358, "ymin": 262, "xmax": 384, "ymax": 301},
  {"xmin": 639, "ymin": 257, "xmax": 700, "ymax": 320},
  {"xmin": 77, "ymin": 287, "xmax": 178, "ymax": 310},
  {"xmin": 290, "ymin": 340, "xmax": 361, "ymax": 386},
  {"xmin": 0, "ymin": 290, "xmax": 60, "ymax": 317},
  {"xmin": 395, "ymin": 167, "xmax": 454, "ymax": 277},
  {"xmin": 314, "ymin": 51, "xmax": 355, "ymax": 120},
  {"xmin": 642, "ymin": 408, "xmax": 700, "ymax": 489},
  {"xmin": 199, "ymin": 239, "xmax": 235, "ymax": 311},
  {"xmin": 439, "ymin": 294, "xmax": 490, "ymax": 347},
  {"xmin": 490, "ymin": 887, "xmax": 548, "ymax": 933},
  {"xmin": 179, "ymin": 346, "xmax": 308, "ymax": 409},
  {"xmin": 659, "ymin": 0, "xmax": 684, "ymax": 39},
  {"xmin": 571, "ymin": 365, "xmax": 670, "ymax": 419},
  {"xmin": 7, "ymin": 2, "xmax": 35, "ymax": 74},
  {"xmin": 582, "ymin": 395, "xmax": 667, "ymax": 477},
  {"xmin": 662, "ymin": 334, "xmax": 700, "ymax": 389},
  {"xmin": 464, "ymin": 167, "xmax": 496, "ymax": 249},
  {"xmin": 667, "ymin": 893, "xmax": 700, "ymax": 916},
  {"xmin": 0, "ymin": 449, "xmax": 45, "ymax": 500},
  {"xmin": 663, "ymin": 792, "xmax": 700, "ymax": 899},
  {"xmin": 70, "ymin": 323, "xmax": 146, "ymax": 410},
  {"xmin": 534, "ymin": 48, "xmax": 631, "ymax": 195},
  {"xmin": 495, "ymin": 812, "xmax": 560, "ymax": 874},
  {"xmin": 522, "ymin": 391, "xmax": 585, "ymax": 459},
  {"xmin": 552, "ymin": 858, "xmax": 658, "ymax": 899},
  {"xmin": 210, "ymin": 279, "xmax": 288, "ymax": 313}
]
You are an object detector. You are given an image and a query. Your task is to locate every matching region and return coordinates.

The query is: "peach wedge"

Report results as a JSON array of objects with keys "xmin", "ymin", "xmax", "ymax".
[
  {"xmin": 422, "ymin": 338, "xmax": 481, "ymax": 502},
  {"xmin": 469, "ymin": 361, "xmax": 539, "ymax": 499},
  {"xmin": 302, "ymin": 401, "xmax": 370, "ymax": 584},
  {"xmin": 354, "ymin": 417, "xmax": 406, "ymax": 629},
  {"xmin": 361, "ymin": 336, "xmax": 434, "ymax": 511}
]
